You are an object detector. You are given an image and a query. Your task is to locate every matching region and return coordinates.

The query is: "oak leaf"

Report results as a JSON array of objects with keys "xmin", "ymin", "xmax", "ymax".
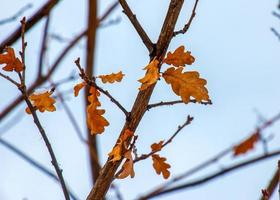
[
  {"xmin": 108, "ymin": 129, "xmax": 134, "ymax": 162},
  {"xmin": 152, "ymin": 154, "xmax": 171, "ymax": 179},
  {"xmin": 26, "ymin": 91, "xmax": 56, "ymax": 114},
  {"xmin": 151, "ymin": 140, "xmax": 164, "ymax": 152},
  {"xmin": 163, "ymin": 45, "xmax": 195, "ymax": 67},
  {"xmin": 98, "ymin": 71, "xmax": 125, "ymax": 83},
  {"xmin": 74, "ymin": 82, "xmax": 86, "ymax": 97},
  {"xmin": 87, "ymin": 87, "xmax": 109, "ymax": 134},
  {"xmin": 116, "ymin": 150, "xmax": 135, "ymax": 179},
  {"xmin": 233, "ymin": 132, "xmax": 260, "ymax": 156},
  {"xmin": 138, "ymin": 58, "xmax": 160, "ymax": 91},
  {"xmin": 0, "ymin": 47, "xmax": 23, "ymax": 72},
  {"xmin": 163, "ymin": 67, "xmax": 209, "ymax": 103}
]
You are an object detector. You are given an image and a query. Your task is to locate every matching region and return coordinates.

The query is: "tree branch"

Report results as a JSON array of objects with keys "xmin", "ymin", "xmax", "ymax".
[
  {"xmin": 0, "ymin": 3, "xmax": 32, "ymax": 25},
  {"xmin": 0, "ymin": 138, "xmax": 78, "ymax": 200},
  {"xmin": 86, "ymin": 1, "xmax": 185, "ymax": 199},
  {"xmin": 140, "ymin": 150, "xmax": 280, "ymax": 199},
  {"xmin": 118, "ymin": 0, "xmax": 154, "ymax": 54},
  {"xmin": 147, "ymin": 99, "xmax": 212, "ymax": 110},
  {"xmin": 0, "ymin": 0, "xmax": 60, "ymax": 52}
]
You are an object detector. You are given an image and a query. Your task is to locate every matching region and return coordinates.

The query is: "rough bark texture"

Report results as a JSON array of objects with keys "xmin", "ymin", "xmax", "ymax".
[{"xmin": 86, "ymin": 0, "xmax": 184, "ymax": 199}]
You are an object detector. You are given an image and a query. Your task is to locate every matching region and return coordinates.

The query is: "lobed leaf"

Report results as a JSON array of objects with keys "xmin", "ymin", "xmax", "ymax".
[
  {"xmin": 98, "ymin": 71, "xmax": 125, "ymax": 84},
  {"xmin": 0, "ymin": 47, "xmax": 23, "ymax": 72},
  {"xmin": 163, "ymin": 45, "xmax": 195, "ymax": 67}
]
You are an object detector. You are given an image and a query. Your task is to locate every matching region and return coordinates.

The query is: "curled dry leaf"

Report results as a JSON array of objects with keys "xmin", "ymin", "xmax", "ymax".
[
  {"xmin": 98, "ymin": 71, "xmax": 125, "ymax": 83},
  {"xmin": 87, "ymin": 87, "xmax": 109, "ymax": 134},
  {"xmin": 0, "ymin": 47, "xmax": 23, "ymax": 72},
  {"xmin": 233, "ymin": 132, "xmax": 260, "ymax": 156},
  {"xmin": 163, "ymin": 45, "xmax": 195, "ymax": 67},
  {"xmin": 151, "ymin": 140, "xmax": 164, "ymax": 152},
  {"xmin": 138, "ymin": 58, "xmax": 160, "ymax": 91},
  {"xmin": 116, "ymin": 150, "xmax": 135, "ymax": 179},
  {"xmin": 152, "ymin": 154, "xmax": 171, "ymax": 179},
  {"xmin": 163, "ymin": 67, "xmax": 209, "ymax": 103},
  {"xmin": 74, "ymin": 82, "xmax": 86, "ymax": 97},
  {"xmin": 25, "ymin": 91, "xmax": 56, "ymax": 114},
  {"xmin": 108, "ymin": 129, "xmax": 134, "ymax": 162}
]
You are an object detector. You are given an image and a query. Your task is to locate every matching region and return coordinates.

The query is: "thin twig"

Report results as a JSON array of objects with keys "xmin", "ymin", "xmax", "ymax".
[
  {"xmin": 272, "ymin": 11, "xmax": 280, "ymax": 20},
  {"xmin": 0, "ymin": 0, "xmax": 60, "ymax": 52},
  {"xmin": 0, "ymin": 138, "xmax": 78, "ymax": 200},
  {"xmin": 139, "ymin": 149, "xmax": 280, "ymax": 199},
  {"xmin": 147, "ymin": 99, "xmax": 212, "ymax": 110},
  {"xmin": 38, "ymin": 15, "xmax": 50, "ymax": 77},
  {"xmin": 0, "ymin": 3, "xmax": 32, "ymax": 25},
  {"xmin": 173, "ymin": 0, "xmax": 200, "ymax": 36},
  {"xmin": 75, "ymin": 58, "xmax": 129, "ymax": 117},
  {"xmin": 134, "ymin": 116, "xmax": 194, "ymax": 162},
  {"xmin": 118, "ymin": 0, "xmax": 154, "ymax": 53},
  {"xmin": 260, "ymin": 169, "xmax": 279, "ymax": 200},
  {"xmin": 271, "ymin": 27, "xmax": 280, "ymax": 41},
  {"xmin": 0, "ymin": 72, "xmax": 20, "ymax": 86}
]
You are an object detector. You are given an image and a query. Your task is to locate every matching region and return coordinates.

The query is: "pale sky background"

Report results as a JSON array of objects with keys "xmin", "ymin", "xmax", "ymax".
[{"xmin": 1, "ymin": 0, "xmax": 280, "ymax": 200}]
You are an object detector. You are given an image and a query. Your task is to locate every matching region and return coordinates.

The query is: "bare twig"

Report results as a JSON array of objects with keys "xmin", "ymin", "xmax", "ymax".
[
  {"xmin": 173, "ymin": 0, "xmax": 200, "ymax": 36},
  {"xmin": 0, "ymin": 138, "xmax": 78, "ymax": 200},
  {"xmin": 139, "ymin": 150, "xmax": 280, "ymax": 199},
  {"xmin": 0, "ymin": 3, "xmax": 32, "ymax": 25},
  {"xmin": 147, "ymin": 99, "xmax": 212, "ymax": 110},
  {"xmin": 134, "ymin": 116, "xmax": 193, "ymax": 162},
  {"xmin": 75, "ymin": 58, "xmax": 129, "ymax": 117},
  {"xmin": 38, "ymin": 15, "xmax": 50, "ymax": 77},
  {"xmin": 118, "ymin": 0, "xmax": 154, "ymax": 54},
  {"xmin": 0, "ymin": 0, "xmax": 60, "ymax": 52},
  {"xmin": 271, "ymin": 27, "xmax": 280, "ymax": 41},
  {"xmin": 260, "ymin": 169, "xmax": 279, "ymax": 200},
  {"xmin": 0, "ymin": 72, "xmax": 20, "ymax": 86}
]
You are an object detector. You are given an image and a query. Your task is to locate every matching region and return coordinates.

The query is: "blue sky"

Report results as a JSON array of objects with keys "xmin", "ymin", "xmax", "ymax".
[{"xmin": 1, "ymin": 0, "xmax": 280, "ymax": 199}]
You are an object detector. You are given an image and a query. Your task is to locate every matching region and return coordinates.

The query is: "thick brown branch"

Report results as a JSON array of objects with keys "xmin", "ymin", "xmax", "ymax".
[
  {"xmin": 0, "ymin": 0, "xmax": 60, "ymax": 52},
  {"xmin": 260, "ymin": 169, "xmax": 279, "ymax": 200},
  {"xmin": 86, "ymin": 1, "xmax": 185, "ymax": 199}
]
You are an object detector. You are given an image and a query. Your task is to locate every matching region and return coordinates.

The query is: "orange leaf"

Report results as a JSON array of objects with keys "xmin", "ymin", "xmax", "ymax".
[
  {"xmin": 233, "ymin": 132, "xmax": 260, "ymax": 156},
  {"xmin": 117, "ymin": 150, "xmax": 135, "ymax": 179},
  {"xmin": 108, "ymin": 129, "xmax": 134, "ymax": 162},
  {"xmin": 163, "ymin": 45, "xmax": 195, "ymax": 67},
  {"xmin": 25, "ymin": 91, "xmax": 56, "ymax": 114},
  {"xmin": 138, "ymin": 58, "xmax": 160, "ymax": 91},
  {"xmin": 74, "ymin": 82, "xmax": 86, "ymax": 97},
  {"xmin": 151, "ymin": 140, "xmax": 164, "ymax": 152},
  {"xmin": 163, "ymin": 67, "xmax": 209, "ymax": 103},
  {"xmin": 87, "ymin": 87, "xmax": 109, "ymax": 134},
  {"xmin": 152, "ymin": 154, "xmax": 171, "ymax": 179},
  {"xmin": 0, "ymin": 47, "xmax": 23, "ymax": 72},
  {"xmin": 98, "ymin": 71, "xmax": 125, "ymax": 83}
]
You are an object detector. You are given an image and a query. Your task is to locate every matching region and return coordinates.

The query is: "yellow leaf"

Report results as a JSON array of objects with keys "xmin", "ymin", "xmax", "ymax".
[
  {"xmin": 233, "ymin": 132, "xmax": 260, "ymax": 156},
  {"xmin": 163, "ymin": 45, "xmax": 195, "ymax": 67},
  {"xmin": 151, "ymin": 140, "xmax": 164, "ymax": 152},
  {"xmin": 138, "ymin": 58, "xmax": 160, "ymax": 91},
  {"xmin": 87, "ymin": 87, "xmax": 109, "ymax": 134},
  {"xmin": 73, "ymin": 82, "xmax": 86, "ymax": 97},
  {"xmin": 108, "ymin": 129, "xmax": 134, "ymax": 162},
  {"xmin": 116, "ymin": 150, "xmax": 135, "ymax": 179},
  {"xmin": 25, "ymin": 91, "xmax": 56, "ymax": 114},
  {"xmin": 98, "ymin": 71, "xmax": 125, "ymax": 83},
  {"xmin": 0, "ymin": 47, "xmax": 23, "ymax": 72},
  {"xmin": 163, "ymin": 67, "xmax": 209, "ymax": 103},
  {"xmin": 152, "ymin": 154, "xmax": 171, "ymax": 179}
]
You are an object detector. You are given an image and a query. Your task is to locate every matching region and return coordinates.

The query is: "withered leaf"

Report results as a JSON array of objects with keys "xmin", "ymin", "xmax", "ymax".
[
  {"xmin": 163, "ymin": 45, "xmax": 195, "ymax": 67},
  {"xmin": 98, "ymin": 71, "xmax": 125, "ymax": 84},
  {"xmin": 26, "ymin": 91, "xmax": 56, "ymax": 114},
  {"xmin": 152, "ymin": 154, "xmax": 171, "ymax": 179},
  {"xmin": 138, "ymin": 58, "xmax": 160, "ymax": 91},
  {"xmin": 163, "ymin": 67, "xmax": 209, "ymax": 103},
  {"xmin": 116, "ymin": 150, "xmax": 135, "ymax": 179},
  {"xmin": 0, "ymin": 47, "xmax": 23, "ymax": 72},
  {"xmin": 233, "ymin": 132, "xmax": 260, "ymax": 156},
  {"xmin": 73, "ymin": 82, "xmax": 86, "ymax": 97},
  {"xmin": 151, "ymin": 140, "xmax": 164, "ymax": 152}
]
